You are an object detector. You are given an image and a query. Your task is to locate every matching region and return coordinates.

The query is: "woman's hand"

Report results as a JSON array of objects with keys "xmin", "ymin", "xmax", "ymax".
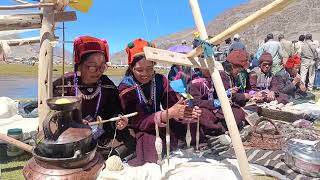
[
  {"xmin": 293, "ymin": 74, "xmax": 301, "ymax": 85},
  {"xmin": 82, "ymin": 119, "xmax": 89, "ymax": 125},
  {"xmin": 187, "ymin": 106, "xmax": 202, "ymax": 123},
  {"xmin": 266, "ymin": 91, "xmax": 275, "ymax": 101},
  {"xmin": 167, "ymin": 98, "xmax": 186, "ymax": 120},
  {"xmin": 230, "ymin": 87, "xmax": 239, "ymax": 94},
  {"xmin": 244, "ymin": 93, "xmax": 251, "ymax": 100},
  {"xmin": 116, "ymin": 115, "xmax": 128, "ymax": 130}
]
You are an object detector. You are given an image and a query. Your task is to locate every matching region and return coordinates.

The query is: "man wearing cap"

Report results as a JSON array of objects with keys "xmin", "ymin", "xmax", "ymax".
[
  {"xmin": 249, "ymin": 52, "xmax": 289, "ymax": 103},
  {"xmin": 228, "ymin": 34, "xmax": 246, "ymax": 54},
  {"xmin": 53, "ymin": 36, "xmax": 135, "ymax": 159}
]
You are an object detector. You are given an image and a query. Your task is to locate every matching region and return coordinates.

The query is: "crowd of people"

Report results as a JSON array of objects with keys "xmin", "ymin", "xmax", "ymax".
[
  {"xmin": 216, "ymin": 33, "xmax": 320, "ymax": 91},
  {"xmin": 51, "ymin": 32, "xmax": 319, "ymax": 167}
]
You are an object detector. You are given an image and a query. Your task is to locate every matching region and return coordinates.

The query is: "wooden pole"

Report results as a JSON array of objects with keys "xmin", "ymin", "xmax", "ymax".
[
  {"xmin": 38, "ymin": 0, "xmax": 55, "ymax": 129},
  {"xmin": 189, "ymin": 0, "xmax": 252, "ymax": 179},
  {"xmin": 0, "ymin": 3, "xmax": 55, "ymax": 10},
  {"xmin": 0, "ymin": 133, "xmax": 33, "ymax": 153},
  {"xmin": 187, "ymin": 0, "xmax": 296, "ymax": 58},
  {"xmin": 12, "ymin": 0, "xmax": 29, "ymax": 4},
  {"xmin": 0, "ymin": 11, "xmax": 77, "ymax": 32},
  {"xmin": 4, "ymin": 37, "xmax": 40, "ymax": 46},
  {"xmin": 88, "ymin": 112, "xmax": 138, "ymax": 126},
  {"xmin": 62, "ymin": 22, "xmax": 65, "ymax": 96}
]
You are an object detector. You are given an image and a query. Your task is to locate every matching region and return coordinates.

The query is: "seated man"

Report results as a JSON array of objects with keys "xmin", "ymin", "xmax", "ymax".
[
  {"xmin": 270, "ymin": 55, "xmax": 310, "ymax": 101},
  {"xmin": 249, "ymin": 52, "xmax": 289, "ymax": 104},
  {"xmin": 189, "ymin": 49, "xmax": 249, "ymax": 135}
]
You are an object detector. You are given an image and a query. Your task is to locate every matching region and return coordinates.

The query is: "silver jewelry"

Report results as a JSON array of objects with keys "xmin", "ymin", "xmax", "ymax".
[
  {"xmin": 87, "ymin": 88, "xmax": 94, "ymax": 93},
  {"xmin": 77, "ymin": 86, "xmax": 101, "ymax": 100}
]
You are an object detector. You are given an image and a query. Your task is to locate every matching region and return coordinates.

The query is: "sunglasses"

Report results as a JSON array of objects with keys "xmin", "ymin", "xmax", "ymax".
[
  {"xmin": 261, "ymin": 63, "xmax": 272, "ymax": 67},
  {"xmin": 83, "ymin": 63, "xmax": 106, "ymax": 73}
]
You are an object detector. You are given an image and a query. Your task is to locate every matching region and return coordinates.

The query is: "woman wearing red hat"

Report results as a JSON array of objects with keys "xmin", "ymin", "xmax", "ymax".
[
  {"xmin": 53, "ymin": 36, "xmax": 135, "ymax": 159},
  {"xmin": 118, "ymin": 38, "xmax": 202, "ymax": 166},
  {"xmin": 270, "ymin": 55, "xmax": 307, "ymax": 99},
  {"xmin": 249, "ymin": 52, "xmax": 289, "ymax": 104},
  {"xmin": 188, "ymin": 49, "xmax": 249, "ymax": 135}
]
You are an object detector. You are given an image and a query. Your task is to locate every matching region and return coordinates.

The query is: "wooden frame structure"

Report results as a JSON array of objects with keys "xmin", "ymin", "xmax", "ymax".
[
  {"xmin": 0, "ymin": 0, "xmax": 296, "ymax": 179},
  {"xmin": 144, "ymin": 0, "xmax": 296, "ymax": 179},
  {"xmin": 0, "ymin": 0, "xmax": 77, "ymax": 127}
]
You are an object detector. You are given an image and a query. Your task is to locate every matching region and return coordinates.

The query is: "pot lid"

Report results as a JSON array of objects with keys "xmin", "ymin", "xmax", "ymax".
[
  {"xmin": 45, "ymin": 128, "xmax": 92, "ymax": 145},
  {"xmin": 285, "ymin": 139, "xmax": 320, "ymax": 165}
]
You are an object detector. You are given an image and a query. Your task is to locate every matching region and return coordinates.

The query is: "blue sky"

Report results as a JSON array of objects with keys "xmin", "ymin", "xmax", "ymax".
[{"xmin": 2, "ymin": 0, "xmax": 247, "ymax": 53}]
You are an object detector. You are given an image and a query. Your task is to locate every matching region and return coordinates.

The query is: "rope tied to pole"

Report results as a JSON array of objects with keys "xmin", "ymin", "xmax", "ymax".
[{"xmin": 196, "ymin": 38, "xmax": 214, "ymax": 59}]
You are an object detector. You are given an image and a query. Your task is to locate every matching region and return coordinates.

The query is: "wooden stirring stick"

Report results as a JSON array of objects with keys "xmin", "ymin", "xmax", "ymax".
[{"xmin": 88, "ymin": 112, "xmax": 138, "ymax": 126}]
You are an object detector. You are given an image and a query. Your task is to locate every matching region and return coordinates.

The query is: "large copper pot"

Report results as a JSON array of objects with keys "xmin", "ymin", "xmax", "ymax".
[{"xmin": 23, "ymin": 153, "xmax": 105, "ymax": 180}]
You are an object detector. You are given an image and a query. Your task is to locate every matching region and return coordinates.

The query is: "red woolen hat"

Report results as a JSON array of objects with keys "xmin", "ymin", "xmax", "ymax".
[
  {"xmin": 125, "ymin": 38, "xmax": 155, "ymax": 65},
  {"xmin": 73, "ymin": 36, "xmax": 109, "ymax": 65},
  {"xmin": 285, "ymin": 55, "xmax": 301, "ymax": 69},
  {"xmin": 226, "ymin": 49, "xmax": 249, "ymax": 68}
]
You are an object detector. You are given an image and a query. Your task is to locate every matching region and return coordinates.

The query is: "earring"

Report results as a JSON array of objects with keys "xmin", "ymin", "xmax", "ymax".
[{"xmin": 76, "ymin": 71, "xmax": 81, "ymax": 76}]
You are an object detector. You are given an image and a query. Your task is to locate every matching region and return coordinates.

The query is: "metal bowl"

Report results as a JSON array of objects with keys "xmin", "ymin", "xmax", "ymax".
[
  {"xmin": 283, "ymin": 139, "xmax": 320, "ymax": 177},
  {"xmin": 47, "ymin": 96, "xmax": 81, "ymax": 111},
  {"xmin": 37, "ymin": 128, "xmax": 94, "ymax": 159},
  {"xmin": 33, "ymin": 141, "xmax": 97, "ymax": 169}
]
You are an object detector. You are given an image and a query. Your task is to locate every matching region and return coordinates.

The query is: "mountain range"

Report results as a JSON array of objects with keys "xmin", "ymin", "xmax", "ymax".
[{"xmin": 3, "ymin": 0, "xmax": 320, "ymax": 64}]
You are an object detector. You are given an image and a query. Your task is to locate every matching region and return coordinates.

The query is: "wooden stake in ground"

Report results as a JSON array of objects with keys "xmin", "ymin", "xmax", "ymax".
[
  {"xmin": 38, "ymin": 0, "xmax": 55, "ymax": 129},
  {"xmin": 189, "ymin": 0, "xmax": 252, "ymax": 179}
]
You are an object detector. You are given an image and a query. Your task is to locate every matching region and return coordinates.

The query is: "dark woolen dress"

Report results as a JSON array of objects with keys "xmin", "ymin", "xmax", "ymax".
[
  {"xmin": 188, "ymin": 71, "xmax": 246, "ymax": 135},
  {"xmin": 118, "ymin": 73, "xmax": 202, "ymax": 166},
  {"xmin": 248, "ymin": 67, "xmax": 289, "ymax": 104},
  {"xmin": 53, "ymin": 73, "xmax": 135, "ymax": 159}
]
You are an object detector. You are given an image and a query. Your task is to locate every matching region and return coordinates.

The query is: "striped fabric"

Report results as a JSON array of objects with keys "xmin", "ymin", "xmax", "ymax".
[{"xmin": 220, "ymin": 149, "xmax": 318, "ymax": 180}]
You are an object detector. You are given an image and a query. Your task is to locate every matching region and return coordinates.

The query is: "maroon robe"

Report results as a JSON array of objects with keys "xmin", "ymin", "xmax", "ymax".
[
  {"xmin": 118, "ymin": 73, "xmax": 202, "ymax": 166},
  {"xmin": 249, "ymin": 68, "xmax": 289, "ymax": 104},
  {"xmin": 189, "ymin": 71, "xmax": 246, "ymax": 134}
]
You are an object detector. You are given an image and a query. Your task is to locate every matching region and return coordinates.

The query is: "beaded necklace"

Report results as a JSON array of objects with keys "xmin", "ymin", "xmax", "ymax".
[
  {"xmin": 74, "ymin": 72, "xmax": 102, "ymax": 119},
  {"xmin": 135, "ymin": 76, "xmax": 156, "ymax": 111}
]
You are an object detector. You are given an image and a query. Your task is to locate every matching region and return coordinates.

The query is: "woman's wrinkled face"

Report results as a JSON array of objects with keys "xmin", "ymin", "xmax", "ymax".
[
  {"xmin": 132, "ymin": 58, "xmax": 155, "ymax": 84},
  {"xmin": 231, "ymin": 64, "xmax": 243, "ymax": 77},
  {"xmin": 289, "ymin": 64, "xmax": 300, "ymax": 77},
  {"xmin": 79, "ymin": 53, "xmax": 106, "ymax": 85},
  {"xmin": 260, "ymin": 62, "xmax": 272, "ymax": 73}
]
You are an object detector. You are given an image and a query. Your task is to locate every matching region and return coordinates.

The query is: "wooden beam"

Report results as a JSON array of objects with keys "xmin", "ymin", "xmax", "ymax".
[
  {"xmin": 38, "ymin": 0, "xmax": 55, "ymax": 130},
  {"xmin": 143, "ymin": 47, "xmax": 224, "ymax": 71},
  {"xmin": 0, "ymin": 11, "xmax": 77, "ymax": 32},
  {"xmin": 144, "ymin": 47, "xmax": 200, "ymax": 67},
  {"xmin": 54, "ymin": 11, "xmax": 77, "ymax": 22},
  {"xmin": 0, "ymin": 3, "xmax": 55, "ymax": 10},
  {"xmin": 5, "ymin": 37, "xmax": 40, "ymax": 46},
  {"xmin": 187, "ymin": 0, "xmax": 296, "ymax": 58},
  {"xmin": 11, "ymin": 0, "xmax": 29, "ymax": 4},
  {"xmin": 189, "ymin": 0, "xmax": 252, "ymax": 179},
  {"xmin": 0, "ymin": 13, "xmax": 41, "ymax": 32}
]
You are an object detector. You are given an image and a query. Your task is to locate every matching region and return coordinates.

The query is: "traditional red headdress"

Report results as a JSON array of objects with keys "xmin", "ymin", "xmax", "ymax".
[
  {"xmin": 125, "ymin": 38, "xmax": 155, "ymax": 65},
  {"xmin": 285, "ymin": 55, "xmax": 301, "ymax": 69},
  {"xmin": 226, "ymin": 49, "xmax": 249, "ymax": 68},
  {"xmin": 73, "ymin": 36, "xmax": 109, "ymax": 65}
]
